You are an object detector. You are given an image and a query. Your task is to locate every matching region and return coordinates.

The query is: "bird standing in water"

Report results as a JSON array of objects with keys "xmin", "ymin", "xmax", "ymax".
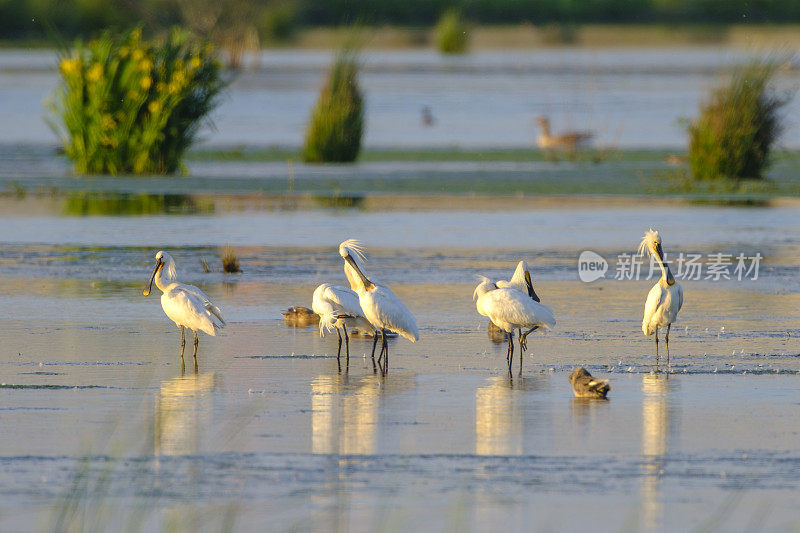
[
  {"xmin": 312, "ymin": 282, "xmax": 372, "ymax": 366},
  {"xmin": 143, "ymin": 251, "xmax": 225, "ymax": 371},
  {"xmin": 474, "ymin": 276, "xmax": 556, "ymax": 374},
  {"xmin": 338, "ymin": 239, "xmax": 418, "ymax": 373},
  {"xmin": 640, "ymin": 229, "xmax": 683, "ymax": 367}
]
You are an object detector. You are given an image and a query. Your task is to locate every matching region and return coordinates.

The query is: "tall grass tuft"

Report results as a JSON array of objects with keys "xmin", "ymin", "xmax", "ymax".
[
  {"xmin": 48, "ymin": 27, "xmax": 224, "ymax": 175},
  {"xmin": 687, "ymin": 59, "xmax": 790, "ymax": 181},
  {"xmin": 221, "ymin": 245, "xmax": 241, "ymax": 273},
  {"xmin": 302, "ymin": 47, "xmax": 363, "ymax": 163},
  {"xmin": 434, "ymin": 9, "xmax": 469, "ymax": 54}
]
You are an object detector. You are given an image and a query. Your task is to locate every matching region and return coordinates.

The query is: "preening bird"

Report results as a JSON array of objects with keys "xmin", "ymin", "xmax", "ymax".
[
  {"xmin": 639, "ymin": 229, "xmax": 683, "ymax": 365},
  {"xmin": 312, "ymin": 282, "xmax": 372, "ymax": 363},
  {"xmin": 339, "ymin": 239, "xmax": 419, "ymax": 372},
  {"xmin": 495, "ymin": 260, "xmax": 550, "ymax": 352},
  {"xmin": 535, "ymin": 116, "xmax": 594, "ymax": 151},
  {"xmin": 474, "ymin": 276, "xmax": 556, "ymax": 373},
  {"xmin": 143, "ymin": 251, "xmax": 225, "ymax": 368},
  {"xmin": 569, "ymin": 367, "xmax": 610, "ymax": 399}
]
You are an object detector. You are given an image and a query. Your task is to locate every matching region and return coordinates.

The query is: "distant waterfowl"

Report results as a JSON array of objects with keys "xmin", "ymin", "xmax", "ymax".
[
  {"xmin": 535, "ymin": 116, "xmax": 594, "ymax": 151},
  {"xmin": 421, "ymin": 106, "xmax": 435, "ymax": 127},
  {"xmin": 640, "ymin": 229, "xmax": 683, "ymax": 366},
  {"xmin": 312, "ymin": 283, "xmax": 372, "ymax": 363},
  {"xmin": 569, "ymin": 367, "xmax": 610, "ymax": 399},
  {"xmin": 281, "ymin": 306, "xmax": 319, "ymax": 328},
  {"xmin": 143, "ymin": 251, "xmax": 226, "ymax": 368},
  {"xmin": 339, "ymin": 239, "xmax": 419, "ymax": 372},
  {"xmin": 474, "ymin": 277, "xmax": 556, "ymax": 374}
]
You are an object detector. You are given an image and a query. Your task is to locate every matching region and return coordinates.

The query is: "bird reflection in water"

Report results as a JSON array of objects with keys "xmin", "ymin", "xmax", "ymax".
[
  {"xmin": 640, "ymin": 373, "xmax": 671, "ymax": 531},
  {"xmin": 475, "ymin": 375, "xmax": 534, "ymax": 456},
  {"xmin": 311, "ymin": 373, "xmax": 381, "ymax": 456},
  {"xmin": 154, "ymin": 372, "xmax": 218, "ymax": 457}
]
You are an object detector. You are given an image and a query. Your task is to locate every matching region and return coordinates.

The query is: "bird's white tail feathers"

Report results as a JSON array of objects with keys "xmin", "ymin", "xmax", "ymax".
[
  {"xmin": 318, "ymin": 314, "xmax": 338, "ymax": 337},
  {"xmin": 534, "ymin": 302, "xmax": 557, "ymax": 329},
  {"xmin": 638, "ymin": 228, "xmax": 660, "ymax": 257}
]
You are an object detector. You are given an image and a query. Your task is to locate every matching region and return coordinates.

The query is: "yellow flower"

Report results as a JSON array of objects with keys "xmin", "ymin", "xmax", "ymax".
[
  {"xmin": 138, "ymin": 59, "xmax": 152, "ymax": 72},
  {"xmin": 140, "ymin": 76, "xmax": 152, "ymax": 90},
  {"xmin": 168, "ymin": 82, "xmax": 181, "ymax": 95},
  {"xmin": 101, "ymin": 113, "xmax": 115, "ymax": 131},
  {"xmin": 59, "ymin": 58, "xmax": 80, "ymax": 77},
  {"xmin": 132, "ymin": 49, "xmax": 144, "ymax": 62},
  {"xmin": 87, "ymin": 63, "xmax": 103, "ymax": 82},
  {"xmin": 189, "ymin": 56, "xmax": 202, "ymax": 70},
  {"xmin": 148, "ymin": 101, "xmax": 161, "ymax": 114}
]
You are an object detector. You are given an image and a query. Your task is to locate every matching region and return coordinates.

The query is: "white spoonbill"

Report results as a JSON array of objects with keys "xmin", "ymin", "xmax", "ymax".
[
  {"xmin": 474, "ymin": 277, "xmax": 556, "ymax": 373},
  {"xmin": 143, "ymin": 251, "xmax": 225, "ymax": 366},
  {"xmin": 496, "ymin": 260, "xmax": 550, "ymax": 352},
  {"xmin": 639, "ymin": 229, "xmax": 683, "ymax": 365},
  {"xmin": 339, "ymin": 239, "xmax": 418, "ymax": 371},
  {"xmin": 312, "ymin": 282, "xmax": 372, "ymax": 363}
]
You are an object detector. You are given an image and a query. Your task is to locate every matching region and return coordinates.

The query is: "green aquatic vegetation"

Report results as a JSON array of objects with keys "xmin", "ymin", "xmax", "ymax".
[
  {"xmin": 62, "ymin": 192, "xmax": 211, "ymax": 216},
  {"xmin": 434, "ymin": 9, "xmax": 469, "ymax": 54},
  {"xmin": 48, "ymin": 27, "xmax": 225, "ymax": 175},
  {"xmin": 221, "ymin": 245, "xmax": 241, "ymax": 273},
  {"xmin": 302, "ymin": 47, "xmax": 364, "ymax": 163},
  {"xmin": 687, "ymin": 58, "xmax": 790, "ymax": 181}
]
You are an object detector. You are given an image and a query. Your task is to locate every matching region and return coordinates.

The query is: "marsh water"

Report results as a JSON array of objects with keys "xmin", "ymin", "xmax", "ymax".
[
  {"xmin": 2, "ymin": 47, "xmax": 800, "ymax": 149},
  {"xmin": 3, "ymin": 45, "xmax": 800, "ymax": 531},
  {"xmin": 1, "ymin": 191, "xmax": 800, "ymax": 531}
]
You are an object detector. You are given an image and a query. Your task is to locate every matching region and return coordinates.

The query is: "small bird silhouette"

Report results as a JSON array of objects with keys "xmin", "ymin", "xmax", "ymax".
[{"xmin": 568, "ymin": 367, "xmax": 610, "ymax": 399}]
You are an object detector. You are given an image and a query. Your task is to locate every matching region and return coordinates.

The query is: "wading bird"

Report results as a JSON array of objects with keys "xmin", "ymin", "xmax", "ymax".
[
  {"xmin": 339, "ymin": 239, "xmax": 418, "ymax": 372},
  {"xmin": 639, "ymin": 229, "xmax": 683, "ymax": 365},
  {"xmin": 312, "ymin": 283, "xmax": 372, "ymax": 365},
  {"xmin": 496, "ymin": 260, "xmax": 550, "ymax": 353},
  {"xmin": 569, "ymin": 367, "xmax": 611, "ymax": 399},
  {"xmin": 535, "ymin": 116, "xmax": 594, "ymax": 151},
  {"xmin": 474, "ymin": 277, "xmax": 556, "ymax": 373},
  {"xmin": 143, "ymin": 251, "xmax": 225, "ymax": 369}
]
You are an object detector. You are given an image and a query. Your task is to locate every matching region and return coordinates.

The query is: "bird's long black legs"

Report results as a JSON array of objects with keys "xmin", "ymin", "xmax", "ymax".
[
  {"xmin": 519, "ymin": 326, "xmax": 539, "ymax": 353},
  {"xmin": 343, "ymin": 324, "xmax": 350, "ymax": 366},
  {"xmin": 665, "ymin": 324, "xmax": 671, "ymax": 367},
  {"xmin": 180, "ymin": 326, "xmax": 186, "ymax": 354},
  {"xmin": 193, "ymin": 331, "xmax": 199, "ymax": 373},
  {"xmin": 507, "ymin": 331, "xmax": 514, "ymax": 373},
  {"xmin": 654, "ymin": 330, "xmax": 659, "ymax": 370},
  {"xmin": 336, "ymin": 328, "xmax": 343, "ymax": 360}
]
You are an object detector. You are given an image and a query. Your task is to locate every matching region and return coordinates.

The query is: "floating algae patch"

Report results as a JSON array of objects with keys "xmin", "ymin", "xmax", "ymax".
[{"xmin": 62, "ymin": 192, "xmax": 214, "ymax": 216}]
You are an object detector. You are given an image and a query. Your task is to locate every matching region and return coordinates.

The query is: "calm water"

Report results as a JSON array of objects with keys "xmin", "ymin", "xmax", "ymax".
[
  {"xmin": 1, "ymin": 198, "xmax": 800, "ymax": 530},
  {"xmin": 2, "ymin": 47, "xmax": 799, "ymax": 149}
]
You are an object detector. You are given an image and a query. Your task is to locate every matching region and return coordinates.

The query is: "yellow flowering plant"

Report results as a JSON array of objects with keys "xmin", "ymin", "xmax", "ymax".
[{"xmin": 48, "ymin": 27, "xmax": 225, "ymax": 175}]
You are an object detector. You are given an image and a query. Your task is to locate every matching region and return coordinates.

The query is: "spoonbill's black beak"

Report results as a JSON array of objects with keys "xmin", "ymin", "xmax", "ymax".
[
  {"xmin": 143, "ymin": 258, "xmax": 163, "ymax": 296},
  {"xmin": 525, "ymin": 270, "xmax": 540, "ymax": 303}
]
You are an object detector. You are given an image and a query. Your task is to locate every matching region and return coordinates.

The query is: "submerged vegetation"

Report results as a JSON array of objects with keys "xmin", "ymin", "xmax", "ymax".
[
  {"xmin": 434, "ymin": 10, "xmax": 470, "ymax": 54},
  {"xmin": 302, "ymin": 47, "xmax": 363, "ymax": 163},
  {"xmin": 688, "ymin": 59, "xmax": 790, "ymax": 181},
  {"xmin": 48, "ymin": 28, "xmax": 224, "ymax": 175}
]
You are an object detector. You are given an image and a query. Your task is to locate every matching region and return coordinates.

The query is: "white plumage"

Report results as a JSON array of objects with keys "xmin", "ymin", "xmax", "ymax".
[
  {"xmin": 474, "ymin": 276, "xmax": 555, "ymax": 372},
  {"xmin": 338, "ymin": 239, "xmax": 418, "ymax": 370},
  {"xmin": 474, "ymin": 278, "xmax": 556, "ymax": 335},
  {"xmin": 143, "ymin": 251, "xmax": 225, "ymax": 360},
  {"xmin": 639, "ymin": 229, "xmax": 683, "ymax": 362},
  {"xmin": 312, "ymin": 283, "xmax": 371, "ymax": 336}
]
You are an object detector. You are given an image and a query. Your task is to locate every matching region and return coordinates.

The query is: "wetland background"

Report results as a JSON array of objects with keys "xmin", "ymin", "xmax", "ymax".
[{"xmin": 2, "ymin": 6, "xmax": 800, "ymax": 532}]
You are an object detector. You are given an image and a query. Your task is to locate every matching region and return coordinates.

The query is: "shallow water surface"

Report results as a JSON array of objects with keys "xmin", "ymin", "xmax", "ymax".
[{"xmin": 1, "ymin": 201, "xmax": 800, "ymax": 530}]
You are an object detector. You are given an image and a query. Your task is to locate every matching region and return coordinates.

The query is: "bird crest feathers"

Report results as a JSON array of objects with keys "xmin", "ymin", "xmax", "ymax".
[
  {"xmin": 339, "ymin": 239, "xmax": 368, "ymax": 264},
  {"xmin": 637, "ymin": 228, "xmax": 661, "ymax": 257},
  {"xmin": 473, "ymin": 275, "xmax": 497, "ymax": 301}
]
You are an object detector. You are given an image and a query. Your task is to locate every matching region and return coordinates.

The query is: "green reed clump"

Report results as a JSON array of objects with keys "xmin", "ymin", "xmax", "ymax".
[
  {"xmin": 688, "ymin": 59, "xmax": 790, "ymax": 181},
  {"xmin": 221, "ymin": 245, "xmax": 241, "ymax": 273},
  {"xmin": 434, "ymin": 9, "xmax": 469, "ymax": 54},
  {"xmin": 302, "ymin": 48, "xmax": 363, "ymax": 163},
  {"xmin": 48, "ymin": 27, "xmax": 224, "ymax": 175}
]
